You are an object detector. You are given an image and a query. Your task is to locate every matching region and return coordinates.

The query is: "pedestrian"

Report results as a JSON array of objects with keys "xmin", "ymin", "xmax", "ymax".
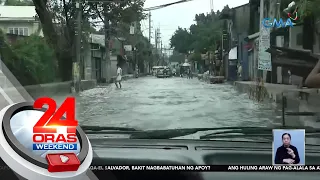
[
  {"xmin": 115, "ymin": 64, "xmax": 122, "ymax": 88},
  {"xmin": 187, "ymin": 68, "xmax": 191, "ymax": 79},
  {"xmin": 189, "ymin": 68, "xmax": 193, "ymax": 79},
  {"xmin": 237, "ymin": 63, "xmax": 242, "ymax": 80},
  {"xmin": 163, "ymin": 68, "xmax": 167, "ymax": 78}
]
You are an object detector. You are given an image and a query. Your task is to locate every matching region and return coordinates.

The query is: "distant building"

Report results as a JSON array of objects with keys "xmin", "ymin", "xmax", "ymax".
[
  {"xmin": 83, "ymin": 34, "xmax": 127, "ymax": 82},
  {"xmin": 0, "ymin": 6, "xmax": 43, "ymax": 36}
]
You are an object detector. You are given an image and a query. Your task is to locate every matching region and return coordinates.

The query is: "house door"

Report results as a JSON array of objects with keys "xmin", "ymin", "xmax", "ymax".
[
  {"xmin": 95, "ymin": 58, "xmax": 102, "ymax": 82},
  {"xmin": 81, "ymin": 55, "xmax": 85, "ymax": 79}
]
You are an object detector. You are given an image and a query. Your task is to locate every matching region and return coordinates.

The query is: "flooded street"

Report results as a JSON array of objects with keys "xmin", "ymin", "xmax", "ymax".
[{"xmin": 77, "ymin": 76, "xmax": 279, "ymax": 130}]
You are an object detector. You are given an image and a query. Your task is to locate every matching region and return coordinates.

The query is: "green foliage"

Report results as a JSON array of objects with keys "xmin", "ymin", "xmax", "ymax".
[
  {"xmin": 86, "ymin": 0, "xmax": 146, "ymax": 29},
  {"xmin": 31, "ymin": 0, "xmax": 145, "ymax": 81},
  {"xmin": 188, "ymin": 52, "xmax": 201, "ymax": 62},
  {"xmin": 297, "ymin": 0, "xmax": 320, "ymax": 18},
  {"xmin": 280, "ymin": 0, "xmax": 320, "ymax": 20},
  {"xmin": 170, "ymin": 27, "xmax": 192, "ymax": 54},
  {"xmin": 170, "ymin": 6, "xmax": 229, "ymax": 56},
  {"xmin": 0, "ymin": 30, "xmax": 56, "ymax": 85},
  {"xmin": 12, "ymin": 35, "xmax": 56, "ymax": 84}
]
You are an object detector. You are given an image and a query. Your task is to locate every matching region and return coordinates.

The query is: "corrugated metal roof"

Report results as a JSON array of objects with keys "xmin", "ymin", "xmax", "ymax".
[{"xmin": 0, "ymin": 6, "xmax": 36, "ymax": 18}]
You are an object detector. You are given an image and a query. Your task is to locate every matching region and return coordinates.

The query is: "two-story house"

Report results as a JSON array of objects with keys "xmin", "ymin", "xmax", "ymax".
[
  {"xmin": 220, "ymin": 3, "xmax": 251, "ymax": 81},
  {"xmin": 0, "ymin": 6, "xmax": 42, "ymax": 37}
]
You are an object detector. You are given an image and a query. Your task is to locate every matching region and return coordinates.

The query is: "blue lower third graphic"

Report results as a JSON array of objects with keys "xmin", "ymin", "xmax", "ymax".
[{"xmin": 33, "ymin": 143, "xmax": 78, "ymax": 150}]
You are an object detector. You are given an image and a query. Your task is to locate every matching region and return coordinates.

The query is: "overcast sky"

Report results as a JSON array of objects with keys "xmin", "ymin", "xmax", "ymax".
[{"xmin": 141, "ymin": 0, "xmax": 249, "ymax": 48}]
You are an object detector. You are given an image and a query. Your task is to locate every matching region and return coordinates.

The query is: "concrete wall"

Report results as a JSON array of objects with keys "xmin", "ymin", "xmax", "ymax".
[
  {"xmin": 234, "ymin": 81, "xmax": 320, "ymax": 144},
  {"xmin": 23, "ymin": 80, "xmax": 96, "ymax": 98}
]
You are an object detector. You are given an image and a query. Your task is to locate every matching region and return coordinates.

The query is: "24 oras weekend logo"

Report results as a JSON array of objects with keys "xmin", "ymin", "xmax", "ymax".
[
  {"xmin": 0, "ymin": 96, "xmax": 92, "ymax": 177},
  {"xmin": 32, "ymin": 97, "xmax": 78, "ymax": 151}
]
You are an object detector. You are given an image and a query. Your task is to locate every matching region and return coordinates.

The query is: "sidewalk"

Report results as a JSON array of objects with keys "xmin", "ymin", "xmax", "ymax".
[
  {"xmin": 234, "ymin": 81, "xmax": 296, "ymax": 103},
  {"xmin": 234, "ymin": 81, "xmax": 320, "ymax": 125}
]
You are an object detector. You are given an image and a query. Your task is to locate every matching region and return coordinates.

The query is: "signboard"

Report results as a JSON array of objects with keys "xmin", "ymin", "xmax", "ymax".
[
  {"xmin": 258, "ymin": 24, "xmax": 271, "ymax": 71},
  {"xmin": 262, "ymin": 18, "xmax": 293, "ymax": 28}
]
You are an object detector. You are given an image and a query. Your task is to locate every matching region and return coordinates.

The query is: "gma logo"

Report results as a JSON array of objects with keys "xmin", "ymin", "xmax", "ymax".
[{"xmin": 262, "ymin": 18, "xmax": 293, "ymax": 28}]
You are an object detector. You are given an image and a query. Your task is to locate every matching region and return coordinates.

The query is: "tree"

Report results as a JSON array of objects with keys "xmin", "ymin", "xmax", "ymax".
[
  {"xmin": 11, "ymin": 35, "xmax": 56, "ymax": 84},
  {"xmin": 170, "ymin": 27, "xmax": 192, "ymax": 54},
  {"xmin": 294, "ymin": 0, "xmax": 320, "ymax": 18},
  {"xmin": 169, "ymin": 7, "xmax": 230, "ymax": 73},
  {"xmin": 0, "ymin": 30, "xmax": 55, "ymax": 85},
  {"xmin": 170, "ymin": 8, "xmax": 226, "ymax": 56},
  {"xmin": 31, "ymin": 0, "xmax": 145, "ymax": 81},
  {"xmin": 86, "ymin": 0, "xmax": 145, "ymax": 79}
]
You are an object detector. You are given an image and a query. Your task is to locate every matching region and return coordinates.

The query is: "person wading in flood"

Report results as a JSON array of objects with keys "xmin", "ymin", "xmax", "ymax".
[
  {"xmin": 115, "ymin": 64, "xmax": 122, "ymax": 88},
  {"xmin": 187, "ymin": 68, "xmax": 192, "ymax": 79}
]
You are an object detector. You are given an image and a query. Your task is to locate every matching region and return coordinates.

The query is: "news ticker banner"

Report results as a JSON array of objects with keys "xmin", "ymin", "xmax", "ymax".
[{"xmin": 90, "ymin": 165, "xmax": 320, "ymax": 171}]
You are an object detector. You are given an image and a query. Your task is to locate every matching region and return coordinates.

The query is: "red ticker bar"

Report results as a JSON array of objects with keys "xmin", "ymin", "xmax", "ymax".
[{"xmin": 89, "ymin": 165, "xmax": 320, "ymax": 171}]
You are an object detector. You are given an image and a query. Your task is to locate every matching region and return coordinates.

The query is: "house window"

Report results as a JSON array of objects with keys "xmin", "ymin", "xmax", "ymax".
[
  {"xmin": 14, "ymin": 28, "xmax": 18, "ymax": 34},
  {"xmin": 23, "ymin": 28, "xmax": 29, "ymax": 36},
  {"xmin": 8, "ymin": 28, "xmax": 14, "ymax": 34},
  {"xmin": 19, "ymin": 28, "xmax": 24, "ymax": 35},
  {"xmin": 296, "ymin": 33, "xmax": 303, "ymax": 46},
  {"xmin": 8, "ymin": 27, "xmax": 29, "ymax": 36}
]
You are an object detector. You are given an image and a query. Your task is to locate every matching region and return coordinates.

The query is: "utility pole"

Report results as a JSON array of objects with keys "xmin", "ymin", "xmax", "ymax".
[
  {"xmin": 73, "ymin": 1, "xmax": 82, "ymax": 93},
  {"xmin": 258, "ymin": 0, "xmax": 265, "ymax": 80},
  {"xmin": 155, "ymin": 28, "xmax": 161, "ymax": 65},
  {"xmin": 157, "ymin": 28, "xmax": 161, "ymax": 65},
  {"xmin": 155, "ymin": 28, "xmax": 157, "ymax": 65},
  {"xmin": 148, "ymin": 12, "xmax": 151, "ymax": 42},
  {"xmin": 148, "ymin": 12, "xmax": 152, "ymax": 72},
  {"xmin": 160, "ymin": 40, "xmax": 163, "ymax": 65},
  {"xmin": 155, "ymin": 28, "xmax": 157, "ymax": 51},
  {"xmin": 103, "ymin": 3, "xmax": 111, "ymax": 83},
  {"xmin": 133, "ymin": 22, "xmax": 138, "ymax": 77}
]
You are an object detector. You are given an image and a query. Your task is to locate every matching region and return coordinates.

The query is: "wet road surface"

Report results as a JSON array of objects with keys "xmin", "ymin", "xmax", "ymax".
[{"xmin": 78, "ymin": 76, "xmax": 278, "ymax": 130}]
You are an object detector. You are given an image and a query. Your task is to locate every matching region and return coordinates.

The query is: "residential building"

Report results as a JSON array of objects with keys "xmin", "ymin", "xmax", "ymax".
[
  {"xmin": 0, "ymin": 6, "xmax": 42, "ymax": 36},
  {"xmin": 83, "ymin": 34, "xmax": 127, "ymax": 83},
  {"xmin": 246, "ymin": 0, "xmax": 320, "ymax": 85},
  {"xmin": 0, "ymin": 6, "xmax": 128, "ymax": 83},
  {"xmin": 220, "ymin": 3, "xmax": 250, "ymax": 81}
]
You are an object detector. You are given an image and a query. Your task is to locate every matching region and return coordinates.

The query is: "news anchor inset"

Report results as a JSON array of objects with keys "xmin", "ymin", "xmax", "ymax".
[{"xmin": 273, "ymin": 129, "xmax": 305, "ymax": 165}]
